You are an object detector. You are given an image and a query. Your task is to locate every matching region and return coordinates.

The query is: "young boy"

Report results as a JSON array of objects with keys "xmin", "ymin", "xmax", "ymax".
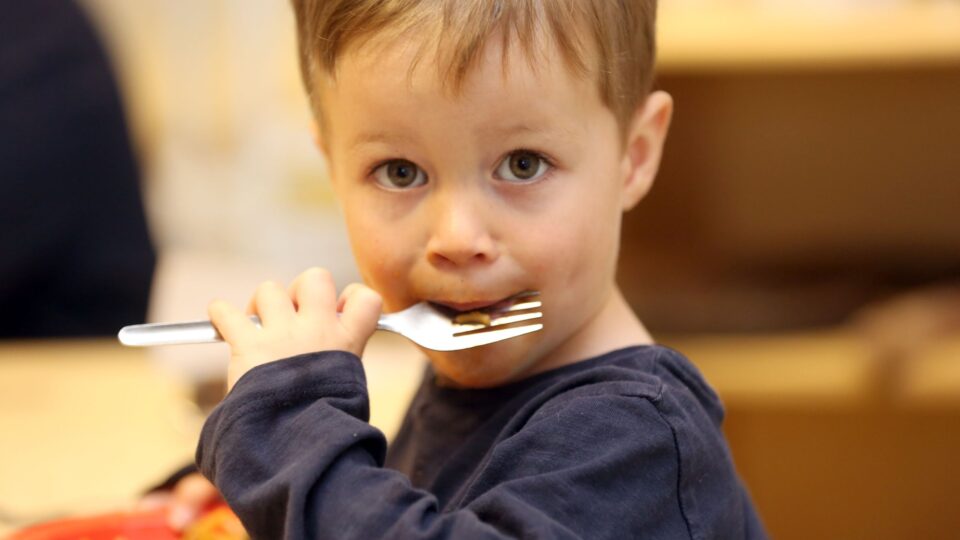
[{"xmin": 170, "ymin": 1, "xmax": 766, "ymax": 537}]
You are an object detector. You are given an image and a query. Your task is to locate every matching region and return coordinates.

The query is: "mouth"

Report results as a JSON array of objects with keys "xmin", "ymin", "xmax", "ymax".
[
  {"xmin": 428, "ymin": 291, "xmax": 535, "ymax": 315},
  {"xmin": 429, "ymin": 298, "xmax": 506, "ymax": 314}
]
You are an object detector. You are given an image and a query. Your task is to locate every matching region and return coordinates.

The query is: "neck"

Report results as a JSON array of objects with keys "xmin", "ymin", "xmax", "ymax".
[{"xmin": 526, "ymin": 286, "xmax": 654, "ymax": 377}]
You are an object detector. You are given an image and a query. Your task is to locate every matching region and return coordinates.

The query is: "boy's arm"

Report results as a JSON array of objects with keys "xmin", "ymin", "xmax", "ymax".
[
  {"xmin": 200, "ymin": 269, "xmax": 763, "ymax": 538},
  {"xmin": 198, "ymin": 351, "xmax": 763, "ymax": 539},
  {"xmin": 199, "ymin": 351, "xmax": 549, "ymax": 539},
  {"xmin": 200, "ymin": 267, "xmax": 529, "ymax": 538}
]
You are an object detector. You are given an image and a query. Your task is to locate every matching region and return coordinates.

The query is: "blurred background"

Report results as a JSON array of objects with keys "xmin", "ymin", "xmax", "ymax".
[{"xmin": 1, "ymin": 0, "xmax": 958, "ymax": 538}]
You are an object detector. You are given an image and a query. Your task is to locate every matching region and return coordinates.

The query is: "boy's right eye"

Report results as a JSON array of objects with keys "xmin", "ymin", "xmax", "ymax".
[{"xmin": 372, "ymin": 159, "xmax": 427, "ymax": 190}]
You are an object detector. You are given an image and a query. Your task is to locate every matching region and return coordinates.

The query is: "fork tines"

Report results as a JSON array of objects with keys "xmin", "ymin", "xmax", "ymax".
[{"xmin": 452, "ymin": 291, "xmax": 543, "ymax": 336}]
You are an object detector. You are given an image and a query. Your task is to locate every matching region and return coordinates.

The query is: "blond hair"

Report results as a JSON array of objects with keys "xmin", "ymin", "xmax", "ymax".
[{"xmin": 291, "ymin": 0, "xmax": 657, "ymax": 136}]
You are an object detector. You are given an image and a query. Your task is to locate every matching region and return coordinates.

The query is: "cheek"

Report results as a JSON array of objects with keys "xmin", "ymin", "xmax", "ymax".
[
  {"xmin": 343, "ymin": 213, "xmax": 391, "ymax": 280},
  {"xmin": 530, "ymin": 193, "xmax": 620, "ymax": 285},
  {"xmin": 533, "ymin": 212, "xmax": 619, "ymax": 340},
  {"xmin": 344, "ymin": 213, "xmax": 420, "ymax": 308}
]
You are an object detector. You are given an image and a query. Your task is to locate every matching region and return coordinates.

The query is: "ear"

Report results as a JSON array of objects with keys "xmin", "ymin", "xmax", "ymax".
[{"xmin": 620, "ymin": 91, "xmax": 673, "ymax": 212}]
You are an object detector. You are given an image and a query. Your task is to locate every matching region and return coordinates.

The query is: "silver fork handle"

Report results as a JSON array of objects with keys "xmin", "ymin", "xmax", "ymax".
[
  {"xmin": 118, "ymin": 316, "xmax": 392, "ymax": 346},
  {"xmin": 117, "ymin": 318, "xmax": 261, "ymax": 346}
]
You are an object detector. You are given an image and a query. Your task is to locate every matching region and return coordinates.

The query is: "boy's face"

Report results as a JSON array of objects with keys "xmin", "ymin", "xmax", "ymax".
[{"xmin": 317, "ymin": 34, "xmax": 656, "ymax": 387}]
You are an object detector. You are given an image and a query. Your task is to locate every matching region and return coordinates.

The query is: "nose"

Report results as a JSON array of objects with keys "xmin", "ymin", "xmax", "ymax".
[{"xmin": 425, "ymin": 188, "xmax": 500, "ymax": 269}]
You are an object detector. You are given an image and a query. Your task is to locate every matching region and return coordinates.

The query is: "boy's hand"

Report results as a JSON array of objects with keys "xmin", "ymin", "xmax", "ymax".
[
  {"xmin": 137, "ymin": 472, "xmax": 219, "ymax": 531},
  {"xmin": 209, "ymin": 267, "xmax": 382, "ymax": 390}
]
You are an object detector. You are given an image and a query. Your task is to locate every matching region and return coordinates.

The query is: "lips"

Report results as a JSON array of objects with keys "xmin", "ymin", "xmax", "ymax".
[
  {"xmin": 430, "ymin": 299, "xmax": 503, "ymax": 313},
  {"xmin": 428, "ymin": 292, "xmax": 525, "ymax": 314}
]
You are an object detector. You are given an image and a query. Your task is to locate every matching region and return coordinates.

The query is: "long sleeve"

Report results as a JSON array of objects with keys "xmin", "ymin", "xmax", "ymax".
[
  {"xmin": 197, "ymin": 348, "xmax": 764, "ymax": 539},
  {"xmin": 198, "ymin": 352, "xmax": 523, "ymax": 539}
]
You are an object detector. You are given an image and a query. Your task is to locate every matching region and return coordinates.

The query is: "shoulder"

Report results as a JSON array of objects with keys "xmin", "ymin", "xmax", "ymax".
[
  {"xmin": 517, "ymin": 347, "xmax": 758, "ymax": 538},
  {"xmin": 518, "ymin": 346, "xmax": 734, "ymax": 497},
  {"xmin": 527, "ymin": 346, "xmax": 732, "ymax": 477},
  {"xmin": 528, "ymin": 345, "xmax": 724, "ymax": 429}
]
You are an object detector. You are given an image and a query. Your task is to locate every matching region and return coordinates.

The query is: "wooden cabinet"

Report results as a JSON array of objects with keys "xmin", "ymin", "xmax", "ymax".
[
  {"xmin": 621, "ymin": 4, "xmax": 960, "ymax": 333},
  {"xmin": 636, "ymin": 6, "xmax": 960, "ymax": 538}
]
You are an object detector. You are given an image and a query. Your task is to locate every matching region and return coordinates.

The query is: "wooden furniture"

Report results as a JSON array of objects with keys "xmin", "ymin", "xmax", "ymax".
[
  {"xmin": 659, "ymin": 3, "xmax": 960, "ymax": 71},
  {"xmin": 0, "ymin": 334, "xmax": 423, "ymax": 535},
  {"xmin": 623, "ymin": 4, "xmax": 960, "ymax": 334}
]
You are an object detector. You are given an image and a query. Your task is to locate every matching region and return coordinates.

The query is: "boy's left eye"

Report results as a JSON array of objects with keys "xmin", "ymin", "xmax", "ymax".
[
  {"xmin": 495, "ymin": 151, "xmax": 550, "ymax": 183},
  {"xmin": 372, "ymin": 159, "xmax": 427, "ymax": 190}
]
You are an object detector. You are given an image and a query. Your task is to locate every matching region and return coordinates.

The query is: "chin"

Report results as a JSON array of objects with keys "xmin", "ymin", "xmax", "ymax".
[{"xmin": 425, "ymin": 331, "xmax": 544, "ymax": 389}]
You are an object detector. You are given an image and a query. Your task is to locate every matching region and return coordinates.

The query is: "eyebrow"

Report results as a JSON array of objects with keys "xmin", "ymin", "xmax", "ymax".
[
  {"xmin": 483, "ymin": 122, "xmax": 575, "ymax": 140},
  {"xmin": 350, "ymin": 131, "xmax": 400, "ymax": 147},
  {"xmin": 484, "ymin": 123, "xmax": 581, "ymax": 153},
  {"xmin": 344, "ymin": 131, "xmax": 417, "ymax": 160},
  {"xmin": 348, "ymin": 122, "xmax": 576, "ymax": 150}
]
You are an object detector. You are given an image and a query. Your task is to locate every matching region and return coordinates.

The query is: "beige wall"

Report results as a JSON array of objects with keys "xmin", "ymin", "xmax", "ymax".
[
  {"xmin": 78, "ymin": 0, "xmax": 357, "ymax": 378},
  {"xmin": 79, "ymin": 1, "xmax": 358, "ymax": 376}
]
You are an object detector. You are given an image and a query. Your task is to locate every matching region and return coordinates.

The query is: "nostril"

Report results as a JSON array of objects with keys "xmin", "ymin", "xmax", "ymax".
[
  {"xmin": 426, "ymin": 238, "xmax": 498, "ymax": 268},
  {"xmin": 427, "ymin": 249, "xmax": 491, "ymax": 268},
  {"xmin": 426, "ymin": 251, "xmax": 453, "ymax": 268}
]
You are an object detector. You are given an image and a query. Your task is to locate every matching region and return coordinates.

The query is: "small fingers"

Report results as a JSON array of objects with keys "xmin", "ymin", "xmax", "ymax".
[
  {"xmin": 289, "ymin": 267, "xmax": 337, "ymax": 320},
  {"xmin": 338, "ymin": 284, "xmax": 383, "ymax": 347},
  {"xmin": 209, "ymin": 299, "xmax": 256, "ymax": 344},
  {"xmin": 251, "ymin": 280, "xmax": 296, "ymax": 327}
]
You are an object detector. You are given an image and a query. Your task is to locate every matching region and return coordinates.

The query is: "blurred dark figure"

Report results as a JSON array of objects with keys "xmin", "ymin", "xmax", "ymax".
[{"xmin": 0, "ymin": 0, "xmax": 155, "ymax": 337}]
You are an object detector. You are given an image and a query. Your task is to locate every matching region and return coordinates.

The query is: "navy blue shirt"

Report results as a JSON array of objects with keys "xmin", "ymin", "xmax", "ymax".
[{"xmin": 198, "ymin": 346, "xmax": 766, "ymax": 539}]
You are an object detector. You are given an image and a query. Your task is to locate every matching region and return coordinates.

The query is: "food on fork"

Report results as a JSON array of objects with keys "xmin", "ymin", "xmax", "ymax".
[{"xmin": 453, "ymin": 310, "xmax": 492, "ymax": 326}]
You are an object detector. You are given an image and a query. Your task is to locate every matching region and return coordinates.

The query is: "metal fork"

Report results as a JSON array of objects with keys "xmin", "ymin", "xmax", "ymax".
[{"xmin": 117, "ymin": 291, "xmax": 543, "ymax": 351}]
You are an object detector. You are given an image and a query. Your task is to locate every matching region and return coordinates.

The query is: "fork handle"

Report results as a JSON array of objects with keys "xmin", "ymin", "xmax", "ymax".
[
  {"xmin": 118, "ymin": 316, "xmax": 391, "ymax": 346},
  {"xmin": 117, "ymin": 317, "xmax": 263, "ymax": 346}
]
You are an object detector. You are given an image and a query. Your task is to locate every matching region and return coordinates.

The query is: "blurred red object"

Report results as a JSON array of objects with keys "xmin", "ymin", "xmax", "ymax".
[
  {"xmin": 8, "ymin": 508, "xmax": 177, "ymax": 540},
  {"xmin": 8, "ymin": 505, "xmax": 246, "ymax": 540}
]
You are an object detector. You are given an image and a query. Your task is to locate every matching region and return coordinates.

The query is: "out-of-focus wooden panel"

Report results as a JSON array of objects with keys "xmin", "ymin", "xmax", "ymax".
[
  {"xmin": 659, "ymin": 4, "xmax": 960, "ymax": 71},
  {"xmin": 620, "ymin": 67, "xmax": 960, "ymax": 332},
  {"xmin": 664, "ymin": 331, "xmax": 960, "ymax": 540},
  {"xmin": 723, "ymin": 407, "xmax": 960, "ymax": 540}
]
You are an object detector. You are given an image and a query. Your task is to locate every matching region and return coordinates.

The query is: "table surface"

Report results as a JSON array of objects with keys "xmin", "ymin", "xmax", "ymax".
[
  {"xmin": 2, "ymin": 328, "xmax": 957, "ymax": 533},
  {"xmin": 0, "ymin": 333, "xmax": 426, "ymax": 533}
]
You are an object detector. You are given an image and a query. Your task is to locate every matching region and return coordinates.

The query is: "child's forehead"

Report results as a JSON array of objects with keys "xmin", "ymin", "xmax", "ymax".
[
  {"xmin": 318, "ymin": 33, "xmax": 603, "ymax": 138},
  {"xmin": 308, "ymin": 16, "xmax": 622, "ymax": 147},
  {"xmin": 323, "ymin": 19, "xmax": 597, "ymax": 102}
]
